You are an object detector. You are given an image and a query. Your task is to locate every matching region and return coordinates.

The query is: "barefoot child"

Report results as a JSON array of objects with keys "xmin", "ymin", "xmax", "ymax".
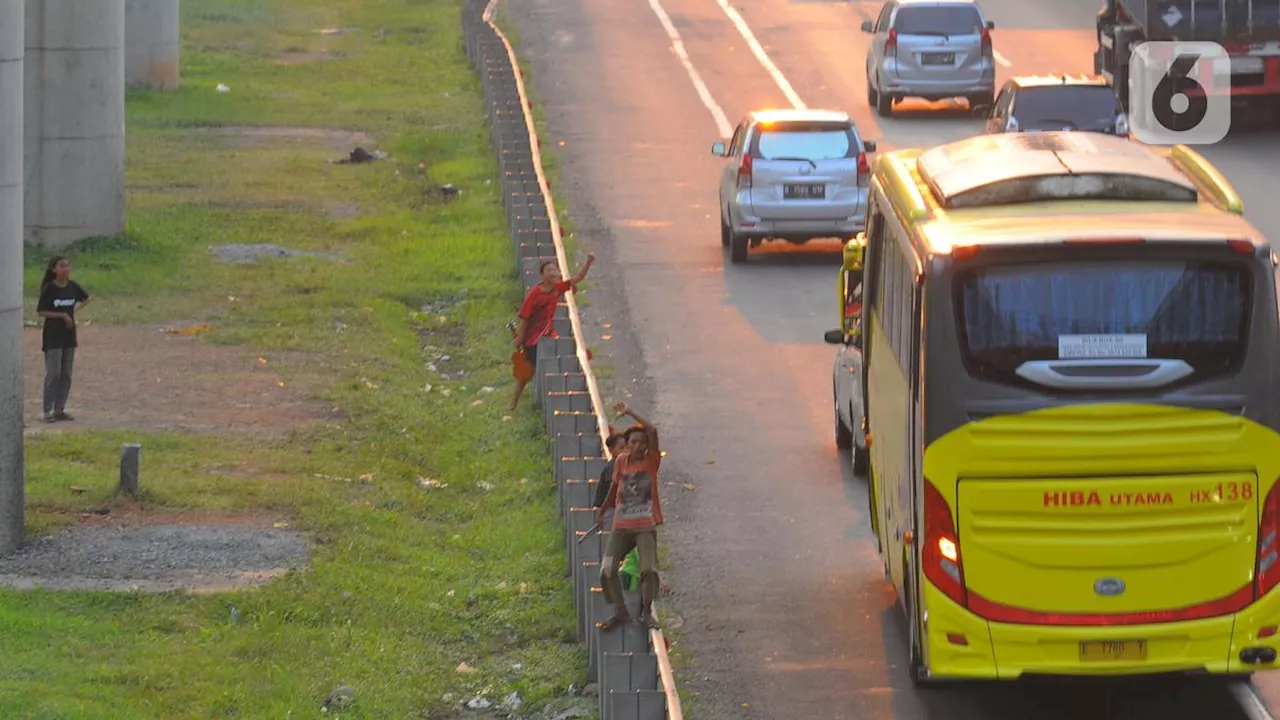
[{"xmin": 508, "ymin": 253, "xmax": 595, "ymax": 411}]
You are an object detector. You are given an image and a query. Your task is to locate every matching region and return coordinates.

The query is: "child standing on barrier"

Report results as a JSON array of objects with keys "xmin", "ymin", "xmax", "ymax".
[
  {"xmin": 597, "ymin": 401, "xmax": 664, "ymax": 631},
  {"xmin": 508, "ymin": 253, "xmax": 596, "ymax": 411}
]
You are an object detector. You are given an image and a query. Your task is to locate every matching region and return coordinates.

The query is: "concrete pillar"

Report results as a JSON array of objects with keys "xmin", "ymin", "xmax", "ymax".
[
  {"xmin": 125, "ymin": 0, "xmax": 179, "ymax": 90},
  {"xmin": 24, "ymin": 0, "xmax": 126, "ymax": 248},
  {"xmin": 0, "ymin": 0, "xmax": 25, "ymax": 556}
]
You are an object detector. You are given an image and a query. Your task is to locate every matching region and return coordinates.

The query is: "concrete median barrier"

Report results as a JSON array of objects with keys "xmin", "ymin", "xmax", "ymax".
[{"xmin": 462, "ymin": 0, "xmax": 683, "ymax": 715}]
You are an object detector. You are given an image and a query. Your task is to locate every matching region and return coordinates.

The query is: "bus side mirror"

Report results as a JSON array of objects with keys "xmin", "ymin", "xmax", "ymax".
[{"xmin": 824, "ymin": 329, "xmax": 845, "ymax": 345}]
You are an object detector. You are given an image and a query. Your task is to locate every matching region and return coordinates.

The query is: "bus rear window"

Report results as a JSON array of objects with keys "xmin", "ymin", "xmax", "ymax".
[{"xmin": 956, "ymin": 260, "xmax": 1250, "ymax": 386}]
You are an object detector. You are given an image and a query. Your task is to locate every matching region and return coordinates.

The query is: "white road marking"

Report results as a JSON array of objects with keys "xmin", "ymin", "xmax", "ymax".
[
  {"xmin": 1231, "ymin": 682, "xmax": 1278, "ymax": 720},
  {"xmin": 993, "ymin": 49, "xmax": 1012, "ymax": 67},
  {"xmin": 644, "ymin": 0, "xmax": 734, "ymax": 137},
  {"xmin": 713, "ymin": 0, "xmax": 809, "ymax": 109}
]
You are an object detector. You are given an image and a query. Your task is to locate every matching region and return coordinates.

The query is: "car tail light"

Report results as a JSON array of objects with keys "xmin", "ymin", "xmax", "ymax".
[
  {"xmin": 736, "ymin": 154, "xmax": 753, "ymax": 189},
  {"xmin": 1228, "ymin": 239, "xmax": 1255, "ymax": 255},
  {"xmin": 856, "ymin": 151, "xmax": 869, "ymax": 176},
  {"xmin": 980, "ymin": 28, "xmax": 992, "ymax": 58},
  {"xmin": 923, "ymin": 479, "xmax": 965, "ymax": 606},
  {"xmin": 1258, "ymin": 478, "xmax": 1280, "ymax": 597},
  {"xmin": 885, "ymin": 28, "xmax": 898, "ymax": 58}
]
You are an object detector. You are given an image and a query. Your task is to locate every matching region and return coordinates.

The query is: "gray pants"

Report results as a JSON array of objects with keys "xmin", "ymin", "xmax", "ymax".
[{"xmin": 43, "ymin": 347, "xmax": 76, "ymax": 414}]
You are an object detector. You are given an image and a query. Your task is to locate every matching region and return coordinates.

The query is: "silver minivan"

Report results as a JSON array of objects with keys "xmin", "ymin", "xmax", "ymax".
[
  {"xmin": 862, "ymin": 0, "xmax": 996, "ymax": 117},
  {"xmin": 711, "ymin": 109, "xmax": 876, "ymax": 264}
]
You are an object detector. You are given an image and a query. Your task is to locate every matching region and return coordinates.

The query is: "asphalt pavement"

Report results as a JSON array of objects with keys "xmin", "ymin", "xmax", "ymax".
[{"xmin": 502, "ymin": 0, "xmax": 1280, "ymax": 716}]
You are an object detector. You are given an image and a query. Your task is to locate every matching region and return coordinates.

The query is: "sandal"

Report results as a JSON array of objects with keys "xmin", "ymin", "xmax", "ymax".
[
  {"xmin": 640, "ymin": 610, "xmax": 660, "ymax": 630},
  {"xmin": 595, "ymin": 611, "xmax": 629, "ymax": 631}
]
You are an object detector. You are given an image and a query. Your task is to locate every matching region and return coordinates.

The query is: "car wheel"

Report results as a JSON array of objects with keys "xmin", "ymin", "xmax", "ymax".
[
  {"xmin": 866, "ymin": 75, "xmax": 878, "ymax": 107},
  {"xmin": 853, "ymin": 443, "xmax": 869, "ymax": 475},
  {"xmin": 969, "ymin": 93, "xmax": 994, "ymax": 116},
  {"xmin": 835, "ymin": 386, "xmax": 853, "ymax": 450},
  {"xmin": 876, "ymin": 82, "xmax": 893, "ymax": 118},
  {"xmin": 720, "ymin": 211, "xmax": 731, "ymax": 247},
  {"xmin": 729, "ymin": 233, "xmax": 748, "ymax": 263}
]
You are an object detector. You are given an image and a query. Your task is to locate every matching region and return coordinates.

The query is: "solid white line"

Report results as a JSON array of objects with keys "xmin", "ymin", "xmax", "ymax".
[
  {"xmin": 646, "ymin": 0, "xmax": 734, "ymax": 137},
  {"xmin": 1231, "ymin": 682, "xmax": 1278, "ymax": 720},
  {"xmin": 712, "ymin": 0, "xmax": 808, "ymax": 109},
  {"xmin": 993, "ymin": 49, "xmax": 1012, "ymax": 67}
]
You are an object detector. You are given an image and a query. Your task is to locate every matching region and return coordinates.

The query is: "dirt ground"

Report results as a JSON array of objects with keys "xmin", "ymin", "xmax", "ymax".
[
  {"xmin": 10, "ymin": 324, "xmax": 325, "ymax": 592},
  {"xmin": 22, "ymin": 325, "xmax": 328, "ymax": 435}
]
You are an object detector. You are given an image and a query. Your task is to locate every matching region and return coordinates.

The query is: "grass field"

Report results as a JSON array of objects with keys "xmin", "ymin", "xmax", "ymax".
[{"xmin": 1, "ymin": 0, "xmax": 591, "ymax": 716}]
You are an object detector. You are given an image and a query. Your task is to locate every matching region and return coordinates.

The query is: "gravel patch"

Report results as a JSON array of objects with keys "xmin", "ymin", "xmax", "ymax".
[
  {"xmin": 0, "ymin": 524, "xmax": 310, "ymax": 593},
  {"xmin": 210, "ymin": 243, "xmax": 343, "ymax": 264}
]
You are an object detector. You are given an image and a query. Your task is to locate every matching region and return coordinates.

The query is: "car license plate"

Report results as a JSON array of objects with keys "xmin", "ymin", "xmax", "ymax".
[
  {"xmin": 1215, "ymin": 56, "xmax": 1265, "ymax": 74},
  {"xmin": 1233, "ymin": 56, "xmax": 1264, "ymax": 73},
  {"xmin": 920, "ymin": 52, "xmax": 955, "ymax": 65},
  {"xmin": 1079, "ymin": 640, "xmax": 1147, "ymax": 662},
  {"xmin": 784, "ymin": 183, "xmax": 825, "ymax": 200}
]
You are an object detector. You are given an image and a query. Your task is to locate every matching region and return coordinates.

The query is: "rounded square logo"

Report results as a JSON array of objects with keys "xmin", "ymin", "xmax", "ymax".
[{"xmin": 1129, "ymin": 41, "xmax": 1231, "ymax": 145}]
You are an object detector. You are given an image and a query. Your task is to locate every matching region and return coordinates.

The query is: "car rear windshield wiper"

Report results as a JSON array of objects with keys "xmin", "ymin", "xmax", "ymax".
[{"xmin": 769, "ymin": 156, "xmax": 818, "ymax": 168}]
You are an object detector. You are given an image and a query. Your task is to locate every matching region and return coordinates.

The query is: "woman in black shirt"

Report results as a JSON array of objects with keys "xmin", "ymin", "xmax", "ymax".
[{"xmin": 35, "ymin": 256, "xmax": 90, "ymax": 423}]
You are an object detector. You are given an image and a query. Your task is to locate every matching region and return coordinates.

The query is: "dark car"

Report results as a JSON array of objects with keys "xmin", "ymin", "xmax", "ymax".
[{"xmin": 984, "ymin": 74, "xmax": 1128, "ymax": 136}]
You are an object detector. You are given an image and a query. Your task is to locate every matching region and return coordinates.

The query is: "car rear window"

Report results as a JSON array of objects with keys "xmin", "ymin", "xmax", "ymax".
[
  {"xmin": 956, "ymin": 259, "xmax": 1251, "ymax": 387},
  {"xmin": 894, "ymin": 5, "xmax": 984, "ymax": 35},
  {"xmin": 1014, "ymin": 86, "xmax": 1121, "ymax": 126},
  {"xmin": 753, "ymin": 122, "xmax": 856, "ymax": 160}
]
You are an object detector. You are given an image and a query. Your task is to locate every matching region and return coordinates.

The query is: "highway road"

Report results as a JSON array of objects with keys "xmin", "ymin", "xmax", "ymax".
[{"xmin": 502, "ymin": 0, "xmax": 1280, "ymax": 717}]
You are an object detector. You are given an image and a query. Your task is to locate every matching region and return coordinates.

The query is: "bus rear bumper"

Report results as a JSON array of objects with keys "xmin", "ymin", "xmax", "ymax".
[{"xmin": 921, "ymin": 583, "xmax": 1280, "ymax": 680}]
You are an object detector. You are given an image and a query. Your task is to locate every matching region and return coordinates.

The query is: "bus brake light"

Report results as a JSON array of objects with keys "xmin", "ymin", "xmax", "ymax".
[
  {"xmin": 923, "ymin": 479, "xmax": 966, "ymax": 606},
  {"xmin": 1257, "ymin": 478, "xmax": 1280, "ymax": 597}
]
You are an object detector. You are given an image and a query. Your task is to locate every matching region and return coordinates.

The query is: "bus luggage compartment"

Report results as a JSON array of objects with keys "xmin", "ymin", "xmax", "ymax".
[{"xmin": 955, "ymin": 473, "xmax": 1258, "ymax": 621}]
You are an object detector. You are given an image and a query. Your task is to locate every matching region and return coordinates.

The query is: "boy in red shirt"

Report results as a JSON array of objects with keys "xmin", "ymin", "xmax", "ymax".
[
  {"xmin": 509, "ymin": 253, "xmax": 595, "ymax": 411},
  {"xmin": 597, "ymin": 401, "xmax": 664, "ymax": 630}
]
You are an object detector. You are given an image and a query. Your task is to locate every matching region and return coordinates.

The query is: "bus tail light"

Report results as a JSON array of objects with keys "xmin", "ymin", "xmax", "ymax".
[
  {"xmin": 1257, "ymin": 478, "xmax": 1280, "ymax": 597},
  {"xmin": 736, "ymin": 154, "xmax": 753, "ymax": 189},
  {"xmin": 923, "ymin": 478, "xmax": 966, "ymax": 606}
]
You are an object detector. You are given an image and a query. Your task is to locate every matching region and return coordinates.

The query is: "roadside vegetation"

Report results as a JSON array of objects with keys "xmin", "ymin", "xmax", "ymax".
[{"xmin": 1, "ymin": 0, "xmax": 588, "ymax": 716}]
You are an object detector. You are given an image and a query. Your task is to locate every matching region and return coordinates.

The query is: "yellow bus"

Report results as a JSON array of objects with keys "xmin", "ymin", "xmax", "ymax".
[{"xmin": 833, "ymin": 130, "xmax": 1280, "ymax": 683}]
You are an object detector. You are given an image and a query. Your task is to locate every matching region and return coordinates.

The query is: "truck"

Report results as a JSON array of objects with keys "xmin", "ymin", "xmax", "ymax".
[{"xmin": 1094, "ymin": 0, "xmax": 1280, "ymax": 112}]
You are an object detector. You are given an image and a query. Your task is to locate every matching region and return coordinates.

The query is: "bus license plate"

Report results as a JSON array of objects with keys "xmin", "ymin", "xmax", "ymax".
[
  {"xmin": 784, "ymin": 183, "xmax": 825, "ymax": 200},
  {"xmin": 1079, "ymin": 640, "xmax": 1147, "ymax": 662}
]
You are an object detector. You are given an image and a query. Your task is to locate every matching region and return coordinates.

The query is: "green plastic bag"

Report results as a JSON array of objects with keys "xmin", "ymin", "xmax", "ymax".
[{"xmin": 619, "ymin": 548, "xmax": 640, "ymax": 591}]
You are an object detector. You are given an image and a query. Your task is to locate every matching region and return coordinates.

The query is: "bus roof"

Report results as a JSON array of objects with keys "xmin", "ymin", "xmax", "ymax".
[{"xmin": 872, "ymin": 131, "xmax": 1262, "ymax": 255}]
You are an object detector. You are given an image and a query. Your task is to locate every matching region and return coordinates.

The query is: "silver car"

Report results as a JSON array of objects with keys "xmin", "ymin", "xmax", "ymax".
[
  {"xmin": 861, "ymin": 0, "xmax": 996, "ymax": 117},
  {"xmin": 711, "ymin": 109, "xmax": 877, "ymax": 264}
]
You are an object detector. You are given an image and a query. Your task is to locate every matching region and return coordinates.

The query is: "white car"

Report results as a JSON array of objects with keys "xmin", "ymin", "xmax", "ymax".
[{"xmin": 824, "ymin": 294, "xmax": 869, "ymax": 475}]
